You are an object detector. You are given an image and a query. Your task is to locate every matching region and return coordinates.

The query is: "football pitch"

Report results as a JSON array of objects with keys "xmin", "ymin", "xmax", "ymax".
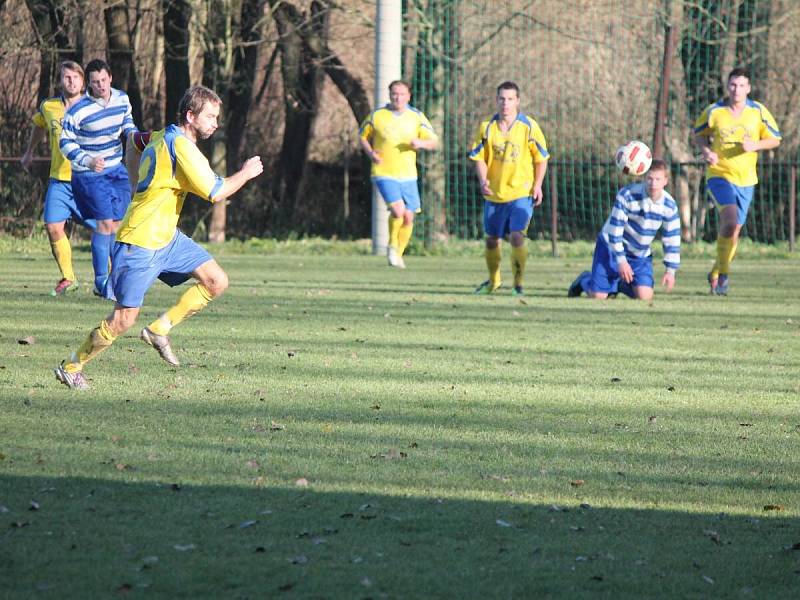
[{"xmin": 1, "ymin": 246, "xmax": 799, "ymax": 598}]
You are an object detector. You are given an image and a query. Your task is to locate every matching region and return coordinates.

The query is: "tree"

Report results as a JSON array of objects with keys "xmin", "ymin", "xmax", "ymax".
[
  {"xmin": 24, "ymin": 0, "xmax": 75, "ymax": 102},
  {"xmin": 104, "ymin": 0, "xmax": 143, "ymax": 124},
  {"xmin": 162, "ymin": 0, "xmax": 192, "ymax": 123}
]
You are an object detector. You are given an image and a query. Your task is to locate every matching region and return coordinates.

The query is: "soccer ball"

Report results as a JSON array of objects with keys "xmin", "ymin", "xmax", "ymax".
[{"xmin": 615, "ymin": 140, "xmax": 652, "ymax": 175}]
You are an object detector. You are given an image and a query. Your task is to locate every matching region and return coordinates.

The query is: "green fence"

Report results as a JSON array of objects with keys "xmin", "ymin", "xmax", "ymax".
[{"xmin": 405, "ymin": 0, "xmax": 799, "ymax": 246}]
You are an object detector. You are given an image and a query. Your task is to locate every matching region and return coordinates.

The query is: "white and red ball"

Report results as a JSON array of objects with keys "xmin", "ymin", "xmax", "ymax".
[{"xmin": 615, "ymin": 140, "xmax": 652, "ymax": 175}]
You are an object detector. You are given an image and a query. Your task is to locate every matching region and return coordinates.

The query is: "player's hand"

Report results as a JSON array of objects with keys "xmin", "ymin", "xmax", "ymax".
[
  {"xmin": 242, "ymin": 156, "xmax": 264, "ymax": 180},
  {"xmin": 370, "ymin": 150, "xmax": 382, "ymax": 165},
  {"xmin": 661, "ymin": 272, "xmax": 675, "ymax": 292},
  {"xmin": 410, "ymin": 138, "xmax": 424, "ymax": 151},
  {"xmin": 618, "ymin": 261, "xmax": 634, "ymax": 284},
  {"xmin": 88, "ymin": 156, "xmax": 105, "ymax": 172},
  {"xmin": 21, "ymin": 150, "xmax": 33, "ymax": 172},
  {"xmin": 479, "ymin": 179, "xmax": 492, "ymax": 196},
  {"xmin": 531, "ymin": 184, "xmax": 544, "ymax": 207},
  {"xmin": 701, "ymin": 146, "xmax": 718, "ymax": 166},
  {"xmin": 741, "ymin": 136, "xmax": 759, "ymax": 152}
]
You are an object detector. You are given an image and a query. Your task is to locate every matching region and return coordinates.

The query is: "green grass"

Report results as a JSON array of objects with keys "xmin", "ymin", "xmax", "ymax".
[{"xmin": 1, "ymin": 244, "xmax": 799, "ymax": 598}]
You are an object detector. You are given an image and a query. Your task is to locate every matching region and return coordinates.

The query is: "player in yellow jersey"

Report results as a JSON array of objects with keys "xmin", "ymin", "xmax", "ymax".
[
  {"xmin": 54, "ymin": 85, "xmax": 263, "ymax": 390},
  {"xmin": 694, "ymin": 67, "xmax": 781, "ymax": 295},
  {"xmin": 21, "ymin": 61, "xmax": 96, "ymax": 296},
  {"xmin": 360, "ymin": 80, "xmax": 438, "ymax": 268},
  {"xmin": 468, "ymin": 81, "xmax": 549, "ymax": 296}
]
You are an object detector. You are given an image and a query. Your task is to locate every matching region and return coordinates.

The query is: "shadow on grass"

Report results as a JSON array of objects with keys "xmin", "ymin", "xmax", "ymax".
[{"xmin": 1, "ymin": 475, "xmax": 798, "ymax": 599}]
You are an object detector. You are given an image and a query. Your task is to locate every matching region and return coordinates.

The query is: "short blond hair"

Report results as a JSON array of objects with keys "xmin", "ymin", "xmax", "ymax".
[{"xmin": 59, "ymin": 60, "xmax": 84, "ymax": 80}]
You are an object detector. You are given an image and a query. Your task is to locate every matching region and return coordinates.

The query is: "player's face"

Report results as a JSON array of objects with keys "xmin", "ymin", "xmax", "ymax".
[
  {"xmin": 727, "ymin": 76, "xmax": 750, "ymax": 104},
  {"xmin": 389, "ymin": 84, "xmax": 410, "ymax": 111},
  {"xmin": 496, "ymin": 89, "xmax": 519, "ymax": 118},
  {"xmin": 188, "ymin": 101, "xmax": 220, "ymax": 140},
  {"xmin": 60, "ymin": 68, "xmax": 83, "ymax": 99},
  {"xmin": 644, "ymin": 168, "xmax": 668, "ymax": 199},
  {"xmin": 88, "ymin": 69, "xmax": 112, "ymax": 101}
]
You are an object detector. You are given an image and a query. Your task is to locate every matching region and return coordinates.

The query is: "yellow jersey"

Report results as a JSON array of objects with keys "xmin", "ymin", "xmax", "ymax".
[
  {"xmin": 359, "ymin": 105, "xmax": 437, "ymax": 180},
  {"xmin": 693, "ymin": 99, "xmax": 781, "ymax": 186},
  {"xmin": 117, "ymin": 125, "xmax": 223, "ymax": 249},
  {"xmin": 31, "ymin": 96, "xmax": 71, "ymax": 181},
  {"xmin": 468, "ymin": 113, "xmax": 549, "ymax": 203}
]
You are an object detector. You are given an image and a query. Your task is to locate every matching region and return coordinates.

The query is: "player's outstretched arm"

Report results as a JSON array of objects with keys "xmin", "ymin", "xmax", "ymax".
[
  {"xmin": 213, "ymin": 156, "xmax": 264, "ymax": 202},
  {"xmin": 21, "ymin": 127, "xmax": 46, "ymax": 171},
  {"xmin": 661, "ymin": 272, "xmax": 675, "ymax": 292}
]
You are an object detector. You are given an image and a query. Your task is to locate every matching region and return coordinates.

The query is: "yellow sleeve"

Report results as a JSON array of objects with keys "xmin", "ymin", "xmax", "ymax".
[
  {"xmin": 32, "ymin": 104, "xmax": 46, "ymax": 129},
  {"xmin": 468, "ymin": 121, "xmax": 488, "ymax": 162},
  {"xmin": 174, "ymin": 136, "xmax": 223, "ymax": 201},
  {"xmin": 527, "ymin": 120, "xmax": 549, "ymax": 163},
  {"xmin": 756, "ymin": 102, "xmax": 781, "ymax": 140},
  {"xmin": 693, "ymin": 105, "xmax": 713, "ymax": 136},
  {"xmin": 417, "ymin": 112, "xmax": 437, "ymax": 141},
  {"xmin": 359, "ymin": 113, "xmax": 374, "ymax": 141}
]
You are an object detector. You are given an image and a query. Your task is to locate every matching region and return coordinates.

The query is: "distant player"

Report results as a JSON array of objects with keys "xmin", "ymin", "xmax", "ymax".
[
  {"xmin": 60, "ymin": 58, "xmax": 139, "ymax": 298},
  {"xmin": 567, "ymin": 159, "xmax": 680, "ymax": 300},
  {"xmin": 469, "ymin": 81, "xmax": 549, "ymax": 296},
  {"xmin": 694, "ymin": 67, "xmax": 781, "ymax": 295},
  {"xmin": 359, "ymin": 80, "xmax": 438, "ymax": 268},
  {"xmin": 20, "ymin": 61, "xmax": 96, "ymax": 296},
  {"xmin": 54, "ymin": 85, "xmax": 263, "ymax": 390}
]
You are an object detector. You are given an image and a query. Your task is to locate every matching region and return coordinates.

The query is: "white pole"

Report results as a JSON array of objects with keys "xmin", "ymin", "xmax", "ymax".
[{"xmin": 371, "ymin": 0, "xmax": 402, "ymax": 255}]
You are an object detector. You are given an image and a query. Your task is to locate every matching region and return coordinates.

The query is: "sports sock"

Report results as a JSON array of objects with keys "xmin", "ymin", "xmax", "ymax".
[
  {"xmin": 50, "ymin": 236, "xmax": 75, "ymax": 281},
  {"xmin": 397, "ymin": 222, "xmax": 413, "ymax": 256},
  {"xmin": 388, "ymin": 216, "xmax": 402, "ymax": 250},
  {"xmin": 511, "ymin": 243, "xmax": 528, "ymax": 287},
  {"xmin": 63, "ymin": 319, "xmax": 117, "ymax": 373},
  {"xmin": 485, "ymin": 246, "xmax": 502, "ymax": 288},
  {"xmin": 148, "ymin": 283, "xmax": 214, "ymax": 336},
  {"xmin": 91, "ymin": 232, "xmax": 115, "ymax": 290},
  {"xmin": 717, "ymin": 235, "xmax": 737, "ymax": 275}
]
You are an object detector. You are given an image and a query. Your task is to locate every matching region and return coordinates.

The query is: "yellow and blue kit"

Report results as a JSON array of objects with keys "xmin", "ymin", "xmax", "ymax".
[{"xmin": 468, "ymin": 113, "xmax": 549, "ymax": 203}]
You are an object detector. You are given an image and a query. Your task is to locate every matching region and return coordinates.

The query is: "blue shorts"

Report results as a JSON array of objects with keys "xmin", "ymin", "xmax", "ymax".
[
  {"xmin": 109, "ymin": 230, "xmax": 212, "ymax": 308},
  {"xmin": 588, "ymin": 235, "xmax": 654, "ymax": 298},
  {"xmin": 72, "ymin": 163, "xmax": 131, "ymax": 221},
  {"xmin": 706, "ymin": 177, "xmax": 754, "ymax": 225},
  {"xmin": 483, "ymin": 197, "xmax": 533, "ymax": 238},
  {"xmin": 42, "ymin": 179, "xmax": 96, "ymax": 229},
  {"xmin": 374, "ymin": 178, "xmax": 421, "ymax": 213}
]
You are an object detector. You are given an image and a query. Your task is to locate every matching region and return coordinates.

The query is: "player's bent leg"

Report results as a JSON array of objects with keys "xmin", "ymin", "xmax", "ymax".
[
  {"xmin": 396, "ymin": 210, "xmax": 414, "ymax": 263},
  {"xmin": 482, "ymin": 237, "xmax": 502, "ymax": 292},
  {"xmin": 633, "ymin": 286, "xmax": 654, "ymax": 301},
  {"xmin": 586, "ymin": 290, "xmax": 609, "ymax": 299},
  {"xmin": 55, "ymin": 307, "xmax": 136, "ymax": 388}
]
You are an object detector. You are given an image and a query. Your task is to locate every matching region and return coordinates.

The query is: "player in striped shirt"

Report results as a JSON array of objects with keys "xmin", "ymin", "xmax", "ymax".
[
  {"xmin": 21, "ymin": 60, "xmax": 96, "ymax": 296},
  {"xmin": 60, "ymin": 58, "xmax": 139, "ymax": 298},
  {"xmin": 568, "ymin": 159, "xmax": 680, "ymax": 300}
]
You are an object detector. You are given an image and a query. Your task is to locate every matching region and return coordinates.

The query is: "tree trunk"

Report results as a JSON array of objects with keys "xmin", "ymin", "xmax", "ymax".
[
  {"xmin": 162, "ymin": 0, "xmax": 192, "ymax": 124},
  {"xmin": 268, "ymin": 0, "xmax": 327, "ymax": 230},
  {"xmin": 104, "ymin": 0, "xmax": 143, "ymax": 125},
  {"xmin": 25, "ymin": 0, "xmax": 74, "ymax": 102}
]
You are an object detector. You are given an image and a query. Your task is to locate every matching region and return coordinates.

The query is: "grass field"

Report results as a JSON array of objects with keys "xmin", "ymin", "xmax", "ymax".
[{"xmin": 1, "ymin": 242, "xmax": 799, "ymax": 598}]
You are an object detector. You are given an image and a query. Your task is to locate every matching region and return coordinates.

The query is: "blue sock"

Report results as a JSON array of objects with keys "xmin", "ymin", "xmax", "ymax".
[
  {"xmin": 579, "ymin": 271, "xmax": 591, "ymax": 293},
  {"xmin": 91, "ymin": 232, "xmax": 114, "ymax": 290}
]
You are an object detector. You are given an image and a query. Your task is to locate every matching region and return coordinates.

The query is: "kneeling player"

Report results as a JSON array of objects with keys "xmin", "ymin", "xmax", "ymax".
[
  {"xmin": 567, "ymin": 159, "xmax": 680, "ymax": 301},
  {"xmin": 54, "ymin": 85, "xmax": 263, "ymax": 390}
]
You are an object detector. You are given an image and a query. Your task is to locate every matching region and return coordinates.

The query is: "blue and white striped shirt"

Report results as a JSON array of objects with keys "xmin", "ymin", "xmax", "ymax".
[
  {"xmin": 59, "ymin": 88, "xmax": 137, "ymax": 173},
  {"xmin": 600, "ymin": 182, "xmax": 681, "ymax": 274}
]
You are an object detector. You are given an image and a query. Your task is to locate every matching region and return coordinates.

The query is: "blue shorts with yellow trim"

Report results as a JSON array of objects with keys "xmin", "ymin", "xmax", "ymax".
[
  {"xmin": 588, "ymin": 235, "xmax": 654, "ymax": 298},
  {"xmin": 706, "ymin": 177, "xmax": 754, "ymax": 225},
  {"xmin": 42, "ymin": 179, "xmax": 96, "ymax": 229},
  {"xmin": 374, "ymin": 178, "xmax": 421, "ymax": 213},
  {"xmin": 109, "ymin": 230, "xmax": 212, "ymax": 308},
  {"xmin": 483, "ymin": 197, "xmax": 533, "ymax": 238},
  {"xmin": 72, "ymin": 163, "xmax": 131, "ymax": 221}
]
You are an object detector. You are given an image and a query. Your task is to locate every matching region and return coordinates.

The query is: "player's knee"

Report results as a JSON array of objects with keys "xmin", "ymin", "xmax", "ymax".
[
  {"xmin": 403, "ymin": 211, "xmax": 414, "ymax": 226},
  {"xmin": 206, "ymin": 271, "xmax": 229, "ymax": 297},
  {"xmin": 485, "ymin": 236, "xmax": 500, "ymax": 249},
  {"xmin": 45, "ymin": 222, "xmax": 66, "ymax": 239},
  {"xmin": 636, "ymin": 287, "xmax": 654, "ymax": 301},
  {"xmin": 509, "ymin": 231, "xmax": 526, "ymax": 246}
]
